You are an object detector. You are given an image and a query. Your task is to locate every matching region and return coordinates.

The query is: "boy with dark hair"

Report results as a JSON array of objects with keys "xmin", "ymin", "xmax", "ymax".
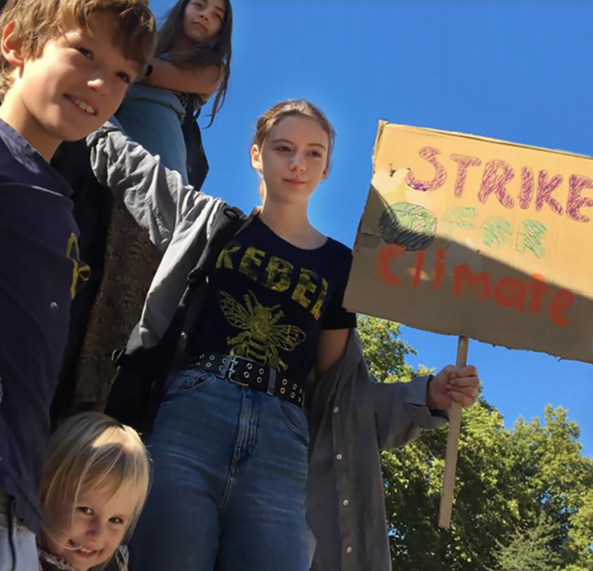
[{"xmin": 0, "ymin": 1, "xmax": 155, "ymax": 568}]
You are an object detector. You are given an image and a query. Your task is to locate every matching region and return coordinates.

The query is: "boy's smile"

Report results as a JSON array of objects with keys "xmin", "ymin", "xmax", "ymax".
[{"xmin": 0, "ymin": 11, "xmax": 139, "ymax": 160}]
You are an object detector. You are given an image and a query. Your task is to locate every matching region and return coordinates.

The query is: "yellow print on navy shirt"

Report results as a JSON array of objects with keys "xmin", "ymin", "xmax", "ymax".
[
  {"xmin": 216, "ymin": 245, "xmax": 329, "ymax": 320},
  {"xmin": 219, "ymin": 290, "xmax": 306, "ymax": 371},
  {"xmin": 66, "ymin": 233, "xmax": 90, "ymax": 299}
]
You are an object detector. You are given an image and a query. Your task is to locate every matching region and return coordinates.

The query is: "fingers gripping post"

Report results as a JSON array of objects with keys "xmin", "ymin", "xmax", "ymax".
[{"xmin": 438, "ymin": 335, "xmax": 469, "ymax": 529}]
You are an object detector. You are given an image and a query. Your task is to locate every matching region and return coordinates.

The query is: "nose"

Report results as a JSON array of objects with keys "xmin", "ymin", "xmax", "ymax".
[
  {"xmin": 86, "ymin": 519, "xmax": 103, "ymax": 540},
  {"xmin": 88, "ymin": 74, "xmax": 108, "ymax": 96},
  {"xmin": 289, "ymin": 153, "xmax": 306, "ymax": 173}
]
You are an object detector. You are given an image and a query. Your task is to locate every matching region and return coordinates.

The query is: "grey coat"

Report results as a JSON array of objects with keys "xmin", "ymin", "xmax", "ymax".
[
  {"xmin": 87, "ymin": 120, "xmax": 448, "ymax": 571},
  {"xmin": 307, "ymin": 332, "xmax": 447, "ymax": 570}
]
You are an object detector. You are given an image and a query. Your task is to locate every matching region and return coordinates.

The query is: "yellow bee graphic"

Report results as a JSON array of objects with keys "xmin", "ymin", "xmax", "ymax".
[{"xmin": 219, "ymin": 290, "xmax": 306, "ymax": 371}]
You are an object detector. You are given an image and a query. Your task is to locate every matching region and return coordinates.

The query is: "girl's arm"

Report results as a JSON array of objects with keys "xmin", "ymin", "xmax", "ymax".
[
  {"xmin": 142, "ymin": 59, "xmax": 222, "ymax": 101},
  {"xmin": 315, "ymin": 329, "xmax": 350, "ymax": 378},
  {"xmin": 86, "ymin": 118, "xmax": 222, "ymax": 252}
]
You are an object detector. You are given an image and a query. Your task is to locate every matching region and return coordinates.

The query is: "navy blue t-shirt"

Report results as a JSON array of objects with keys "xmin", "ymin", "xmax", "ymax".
[
  {"xmin": 193, "ymin": 217, "xmax": 356, "ymax": 381},
  {"xmin": 0, "ymin": 119, "xmax": 88, "ymax": 532}
]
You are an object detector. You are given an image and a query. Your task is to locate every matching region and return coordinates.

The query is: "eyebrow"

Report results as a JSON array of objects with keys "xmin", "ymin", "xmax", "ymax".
[
  {"xmin": 201, "ymin": 0, "xmax": 226, "ymax": 14},
  {"xmin": 271, "ymin": 138, "xmax": 327, "ymax": 150}
]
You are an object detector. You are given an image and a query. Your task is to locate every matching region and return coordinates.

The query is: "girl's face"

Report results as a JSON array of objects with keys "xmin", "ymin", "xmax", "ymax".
[
  {"xmin": 42, "ymin": 487, "xmax": 137, "ymax": 571},
  {"xmin": 251, "ymin": 115, "xmax": 330, "ymax": 206},
  {"xmin": 182, "ymin": 0, "xmax": 226, "ymax": 44}
]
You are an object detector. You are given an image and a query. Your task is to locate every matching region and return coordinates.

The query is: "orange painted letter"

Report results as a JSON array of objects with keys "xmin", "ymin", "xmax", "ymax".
[
  {"xmin": 527, "ymin": 274, "xmax": 550, "ymax": 315},
  {"xmin": 376, "ymin": 244, "xmax": 406, "ymax": 286},
  {"xmin": 548, "ymin": 289, "xmax": 574, "ymax": 327},
  {"xmin": 432, "ymin": 249, "xmax": 446, "ymax": 291},
  {"xmin": 411, "ymin": 251, "xmax": 425, "ymax": 289},
  {"xmin": 452, "ymin": 264, "xmax": 491, "ymax": 301},
  {"xmin": 493, "ymin": 278, "xmax": 527, "ymax": 313}
]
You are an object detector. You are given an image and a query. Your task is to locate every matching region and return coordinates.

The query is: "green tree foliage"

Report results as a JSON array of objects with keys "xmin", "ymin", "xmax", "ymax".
[
  {"xmin": 487, "ymin": 517, "xmax": 561, "ymax": 571},
  {"xmin": 357, "ymin": 316, "xmax": 593, "ymax": 571}
]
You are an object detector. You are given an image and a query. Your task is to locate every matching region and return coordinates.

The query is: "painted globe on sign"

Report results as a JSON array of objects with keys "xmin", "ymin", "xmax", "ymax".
[{"xmin": 379, "ymin": 203, "xmax": 438, "ymax": 251}]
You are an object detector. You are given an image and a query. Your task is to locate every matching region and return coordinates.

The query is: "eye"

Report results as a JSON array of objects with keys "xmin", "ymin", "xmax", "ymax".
[
  {"xmin": 109, "ymin": 516, "xmax": 125, "ymax": 525},
  {"xmin": 117, "ymin": 71, "xmax": 132, "ymax": 85},
  {"xmin": 75, "ymin": 46, "xmax": 93, "ymax": 60},
  {"xmin": 77, "ymin": 506, "xmax": 94, "ymax": 516},
  {"xmin": 274, "ymin": 145, "xmax": 291, "ymax": 153},
  {"xmin": 308, "ymin": 150, "xmax": 323, "ymax": 159}
]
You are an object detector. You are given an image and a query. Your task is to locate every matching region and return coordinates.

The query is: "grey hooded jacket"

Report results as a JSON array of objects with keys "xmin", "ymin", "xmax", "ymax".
[{"xmin": 86, "ymin": 120, "xmax": 448, "ymax": 571}]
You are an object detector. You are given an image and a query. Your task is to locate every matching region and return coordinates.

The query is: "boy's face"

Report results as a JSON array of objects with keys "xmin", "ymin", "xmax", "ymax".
[{"xmin": 0, "ymin": 11, "xmax": 139, "ymax": 160}]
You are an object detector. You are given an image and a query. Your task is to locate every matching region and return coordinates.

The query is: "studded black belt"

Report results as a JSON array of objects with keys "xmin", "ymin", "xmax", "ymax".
[{"xmin": 190, "ymin": 351, "xmax": 305, "ymax": 408}]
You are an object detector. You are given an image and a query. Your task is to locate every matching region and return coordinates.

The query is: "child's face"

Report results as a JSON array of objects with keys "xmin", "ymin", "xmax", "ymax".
[
  {"xmin": 43, "ymin": 487, "xmax": 137, "ymax": 571},
  {"xmin": 251, "ymin": 115, "xmax": 330, "ymax": 207},
  {"xmin": 0, "ymin": 11, "xmax": 139, "ymax": 159},
  {"xmin": 182, "ymin": 0, "xmax": 226, "ymax": 44}
]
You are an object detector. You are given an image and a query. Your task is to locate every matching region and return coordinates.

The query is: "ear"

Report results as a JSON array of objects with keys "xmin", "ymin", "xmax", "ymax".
[
  {"xmin": 250, "ymin": 143, "xmax": 263, "ymax": 173},
  {"xmin": 1, "ymin": 21, "xmax": 25, "ymax": 68}
]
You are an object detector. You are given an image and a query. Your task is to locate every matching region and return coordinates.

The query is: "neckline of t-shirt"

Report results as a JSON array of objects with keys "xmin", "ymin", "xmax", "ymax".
[
  {"xmin": 254, "ymin": 215, "xmax": 333, "ymax": 253},
  {"xmin": 0, "ymin": 118, "xmax": 72, "ymax": 196}
]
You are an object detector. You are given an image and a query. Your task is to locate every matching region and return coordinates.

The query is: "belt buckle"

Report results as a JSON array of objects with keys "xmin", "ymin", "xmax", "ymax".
[{"xmin": 221, "ymin": 355, "xmax": 249, "ymax": 387}]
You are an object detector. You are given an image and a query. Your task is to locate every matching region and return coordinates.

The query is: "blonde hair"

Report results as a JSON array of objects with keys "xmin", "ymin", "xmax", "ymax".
[
  {"xmin": 40, "ymin": 412, "xmax": 151, "ymax": 547},
  {"xmin": 252, "ymin": 99, "xmax": 336, "ymax": 200},
  {"xmin": 0, "ymin": 0, "xmax": 156, "ymax": 98}
]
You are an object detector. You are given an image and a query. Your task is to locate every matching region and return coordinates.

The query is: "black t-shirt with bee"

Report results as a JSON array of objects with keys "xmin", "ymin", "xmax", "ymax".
[{"xmin": 192, "ymin": 216, "xmax": 357, "ymax": 381}]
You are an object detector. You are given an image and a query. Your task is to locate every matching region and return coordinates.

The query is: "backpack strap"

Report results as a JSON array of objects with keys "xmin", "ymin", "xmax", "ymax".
[
  {"xmin": 140, "ymin": 205, "xmax": 256, "ymax": 431},
  {"xmin": 182, "ymin": 94, "xmax": 209, "ymax": 191}
]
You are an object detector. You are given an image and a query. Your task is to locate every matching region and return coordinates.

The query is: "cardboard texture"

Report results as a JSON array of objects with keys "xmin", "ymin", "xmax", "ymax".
[{"xmin": 345, "ymin": 123, "xmax": 593, "ymax": 363}]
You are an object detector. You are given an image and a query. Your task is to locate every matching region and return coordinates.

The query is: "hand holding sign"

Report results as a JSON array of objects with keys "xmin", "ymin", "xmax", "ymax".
[{"xmin": 427, "ymin": 364, "xmax": 480, "ymax": 410}]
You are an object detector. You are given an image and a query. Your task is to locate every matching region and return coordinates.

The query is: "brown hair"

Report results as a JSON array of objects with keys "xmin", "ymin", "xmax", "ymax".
[
  {"xmin": 0, "ymin": 0, "xmax": 156, "ymax": 98},
  {"xmin": 252, "ymin": 100, "xmax": 336, "ymax": 199},
  {"xmin": 155, "ymin": 0, "xmax": 232, "ymax": 126}
]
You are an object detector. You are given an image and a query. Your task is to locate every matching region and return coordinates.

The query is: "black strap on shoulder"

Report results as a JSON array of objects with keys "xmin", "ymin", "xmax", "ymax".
[
  {"xmin": 141, "ymin": 205, "xmax": 255, "ymax": 430},
  {"xmin": 182, "ymin": 94, "xmax": 209, "ymax": 191},
  {"xmin": 160, "ymin": 204, "xmax": 251, "ymax": 354}
]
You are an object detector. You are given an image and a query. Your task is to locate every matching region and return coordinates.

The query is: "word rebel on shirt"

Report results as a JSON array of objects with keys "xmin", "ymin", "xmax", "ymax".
[{"xmin": 216, "ymin": 242, "xmax": 329, "ymax": 320}]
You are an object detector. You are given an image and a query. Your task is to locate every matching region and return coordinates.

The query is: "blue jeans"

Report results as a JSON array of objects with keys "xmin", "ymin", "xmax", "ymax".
[
  {"xmin": 116, "ymin": 84, "xmax": 189, "ymax": 183},
  {"xmin": 129, "ymin": 370, "xmax": 311, "ymax": 571},
  {"xmin": 0, "ymin": 492, "xmax": 38, "ymax": 571}
]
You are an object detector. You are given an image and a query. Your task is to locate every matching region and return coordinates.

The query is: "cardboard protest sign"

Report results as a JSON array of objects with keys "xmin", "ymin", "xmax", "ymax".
[{"xmin": 345, "ymin": 123, "xmax": 593, "ymax": 364}]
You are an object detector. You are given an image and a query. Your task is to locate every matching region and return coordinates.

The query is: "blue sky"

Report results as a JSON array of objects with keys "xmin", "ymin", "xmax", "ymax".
[{"xmin": 152, "ymin": 0, "xmax": 592, "ymax": 456}]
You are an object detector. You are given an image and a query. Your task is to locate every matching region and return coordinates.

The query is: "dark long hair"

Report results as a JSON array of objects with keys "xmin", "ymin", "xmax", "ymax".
[{"xmin": 155, "ymin": 0, "xmax": 232, "ymax": 125}]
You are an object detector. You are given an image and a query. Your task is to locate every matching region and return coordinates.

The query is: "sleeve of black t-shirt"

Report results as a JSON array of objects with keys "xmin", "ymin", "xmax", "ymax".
[{"xmin": 321, "ymin": 242, "xmax": 358, "ymax": 330}]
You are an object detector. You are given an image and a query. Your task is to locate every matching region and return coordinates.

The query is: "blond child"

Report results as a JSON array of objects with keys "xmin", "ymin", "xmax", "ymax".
[
  {"xmin": 0, "ymin": 2, "xmax": 154, "ymax": 569},
  {"xmin": 38, "ymin": 413, "xmax": 150, "ymax": 571}
]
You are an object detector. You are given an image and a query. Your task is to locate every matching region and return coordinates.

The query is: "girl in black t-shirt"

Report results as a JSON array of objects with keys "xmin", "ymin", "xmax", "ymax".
[{"xmin": 128, "ymin": 99, "xmax": 356, "ymax": 571}]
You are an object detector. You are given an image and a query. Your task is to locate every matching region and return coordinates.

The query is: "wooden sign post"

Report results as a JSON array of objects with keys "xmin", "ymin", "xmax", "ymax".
[
  {"xmin": 345, "ymin": 122, "xmax": 593, "ymax": 526},
  {"xmin": 438, "ymin": 336, "xmax": 469, "ymax": 529}
]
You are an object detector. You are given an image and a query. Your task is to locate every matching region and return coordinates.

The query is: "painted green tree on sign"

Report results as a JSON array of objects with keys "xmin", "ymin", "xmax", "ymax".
[
  {"xmin": 441, "ymin": 207, "xmax": 548, "ymax": 259},
  {"xmin": 517, "ymin": 220, "xmax": 548, "ymax": 259}
]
